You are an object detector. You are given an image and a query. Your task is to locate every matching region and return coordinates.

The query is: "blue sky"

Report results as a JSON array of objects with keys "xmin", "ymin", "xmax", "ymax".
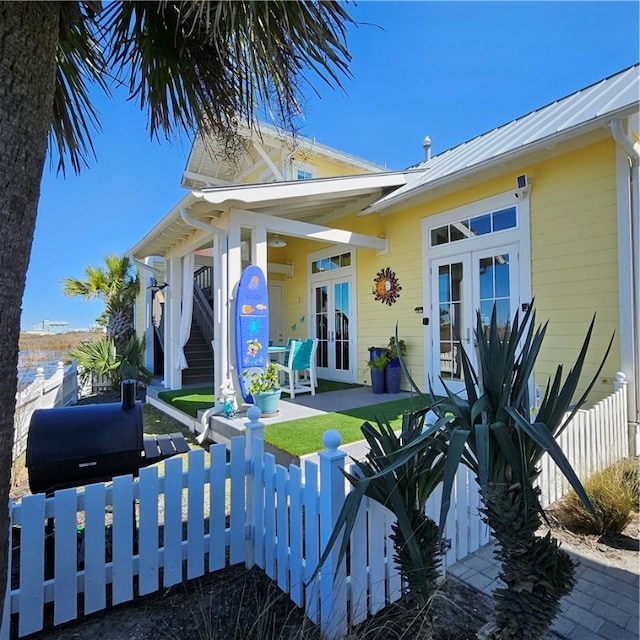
[{"xmin": 24, "ymin": 1, "xmax": 639, "ymax": 330}]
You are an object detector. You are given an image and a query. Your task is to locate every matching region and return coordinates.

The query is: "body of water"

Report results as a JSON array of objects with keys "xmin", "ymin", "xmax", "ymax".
[{"xmin": 17, "ymin": 351, "xmax": 68, "ymax": 389}]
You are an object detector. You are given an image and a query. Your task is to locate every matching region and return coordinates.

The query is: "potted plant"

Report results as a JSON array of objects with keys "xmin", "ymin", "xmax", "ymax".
[
  {"xmin": 367, "ymin": 347, "xmax": 389, "ymax": 394},
  {"xmin": 385, "ymin": 336, "xmax": 407, "ymax": 394},
  {"xmin": 243, "ymin": 362, "xmax": 281, "ymax": 414}
]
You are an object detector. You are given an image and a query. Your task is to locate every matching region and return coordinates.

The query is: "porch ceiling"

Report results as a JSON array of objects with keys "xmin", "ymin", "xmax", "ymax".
[{"xmin": 129, "ymin": 172, "xmax": 410, "ymax": 260}]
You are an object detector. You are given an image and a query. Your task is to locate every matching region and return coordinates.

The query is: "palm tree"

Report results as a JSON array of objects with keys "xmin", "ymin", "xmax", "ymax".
[
  {"xmin": 63, "ymin": 254, "xmax": 139, "ymax": 346},
  {"xmin": 0, "ymin": 1, "xmax": 354, "ymax": 625}
]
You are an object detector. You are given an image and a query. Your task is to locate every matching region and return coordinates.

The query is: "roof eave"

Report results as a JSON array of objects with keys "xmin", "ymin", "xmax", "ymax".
[{"xmin": 365, "ymin": 103, "xmax": 639, "ymax": 215}]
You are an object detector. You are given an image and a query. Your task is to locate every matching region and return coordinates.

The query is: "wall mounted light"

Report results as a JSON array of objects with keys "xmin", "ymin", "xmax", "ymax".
[{"xmin": 147, "ymin": 278, "xmax": 169, "ymax": 293}]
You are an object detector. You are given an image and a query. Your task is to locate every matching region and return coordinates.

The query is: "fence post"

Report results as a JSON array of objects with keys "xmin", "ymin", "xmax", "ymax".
[
  {"xmin": 34, "ymin": 367, "xmax": 45, "ymax": 409},
  {"xmin": 54, "ymin": 361, "xmax": 65, "ymax": 407},
  {"xmin": 318, "ymin": 429, "xmax": 347, "ymax": 640},
  {"xmin": 245, "ymin": 406, "xmax": 264, "ymax": 570},
  {"xmin": 614, "ymin": 371, "xmax": 635, "ymax": 456}
]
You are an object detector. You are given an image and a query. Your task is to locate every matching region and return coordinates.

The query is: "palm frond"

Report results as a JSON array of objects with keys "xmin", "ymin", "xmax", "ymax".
[
  {"xmin": 102, "ymin": 1, "xmax": 354, "ymax": 141},
  {"xmin": 51, "ymin": 2, "xmax": 108, "ymax": 175}
]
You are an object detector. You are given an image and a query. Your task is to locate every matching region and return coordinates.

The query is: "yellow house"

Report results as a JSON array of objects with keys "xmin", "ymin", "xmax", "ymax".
[{"xmin": 129, "ymin": 65, "xmax": 639, "ymax": 441}]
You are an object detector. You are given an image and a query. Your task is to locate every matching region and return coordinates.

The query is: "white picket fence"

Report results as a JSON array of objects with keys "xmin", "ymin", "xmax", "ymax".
[
  {"xmin": 13, "ymin": 361, "xmax": 78, "ymax": 460},
  {"xmin": 3, "ymin": 380, "xmax": 630, "ymax": 639},
  {"xmin": 538, "ymin": 373, "xmax": 630, "ymax": 507}
]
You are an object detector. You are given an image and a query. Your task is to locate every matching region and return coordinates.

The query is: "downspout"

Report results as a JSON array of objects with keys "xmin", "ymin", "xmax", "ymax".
[
  {"xmin": 180, "ymin": 207, "xmax": 230, "ymax": 403},
  {"xmin": 610, "ymin": 118, "xmax": 640, "ymax": 454}
]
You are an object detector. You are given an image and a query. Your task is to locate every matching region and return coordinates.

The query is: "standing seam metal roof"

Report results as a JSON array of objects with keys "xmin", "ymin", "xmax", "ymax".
[{"xmin": 374, "ymin": 64, "xmax": 639, "ymax": 210}]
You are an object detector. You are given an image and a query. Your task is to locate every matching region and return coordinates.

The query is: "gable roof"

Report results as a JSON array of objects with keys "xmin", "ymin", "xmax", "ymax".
[
  {"xmin": 367, "ymin": 64, "xmax": 639, "ymax": 214},
  {"xmin": 182, "ymin": 121, "xmax": 386, "ymax": 189}
]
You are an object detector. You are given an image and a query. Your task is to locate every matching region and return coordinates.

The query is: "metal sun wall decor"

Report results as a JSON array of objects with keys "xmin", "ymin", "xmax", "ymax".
[{"xmin": 373, "ymin": 267, "xmax": 401, "ymax": 305}]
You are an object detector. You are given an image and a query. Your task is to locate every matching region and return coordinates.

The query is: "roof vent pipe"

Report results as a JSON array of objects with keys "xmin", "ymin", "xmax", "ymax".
[{"xmin": 423, "ymin": 136, "xmax": 432, "ymax": 162}]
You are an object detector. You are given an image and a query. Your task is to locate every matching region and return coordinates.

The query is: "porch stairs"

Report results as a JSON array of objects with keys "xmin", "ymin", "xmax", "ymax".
[{"xmin": 182, "ymin": 322, "xmax": 214, "ymax": 386}]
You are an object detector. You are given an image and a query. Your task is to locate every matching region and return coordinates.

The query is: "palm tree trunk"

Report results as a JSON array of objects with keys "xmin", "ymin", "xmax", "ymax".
[
  {"xmin": 480, "ymin": 483, "xmax": 577, "ymax": 640},
  {"xmin": 0, "ymin": 1, "xmax": 60, "ymax": 627},
  {"xmin": 390, "ymin": 510, "xmax": 441, "ymax": 606}
]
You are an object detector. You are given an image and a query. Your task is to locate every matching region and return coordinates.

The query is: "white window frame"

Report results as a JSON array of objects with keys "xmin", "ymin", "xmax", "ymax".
[
  {"xmin": 421, "ymin": 189, "xmax": 532, "ymax": 387},
  {"xmin": 291, "ymin": 160, "xmax": 317, "ymax": 181}
]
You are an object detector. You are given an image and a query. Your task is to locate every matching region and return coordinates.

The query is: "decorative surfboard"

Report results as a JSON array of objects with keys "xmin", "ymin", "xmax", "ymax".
[{"xmin": 234, "ymin": 265, "xmax": 269, "ymax": 403}]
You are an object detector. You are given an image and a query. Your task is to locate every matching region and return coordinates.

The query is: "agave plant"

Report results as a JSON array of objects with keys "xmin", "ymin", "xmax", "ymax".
[
  {"xmin": 314, "ymin": 404, "xmax": 450, "ymax": 605},
  {"xmin": 417, "ymin": 305, "xmax": 614, "ymax": 640}
]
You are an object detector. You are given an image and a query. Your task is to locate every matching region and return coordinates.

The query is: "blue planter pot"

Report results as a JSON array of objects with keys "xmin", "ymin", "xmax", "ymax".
[
  {"xmin": 368, "ymin": 348, "xmax": 387, "ymax": 394},
  {"xmin": 370, "ymin": 367, "xmax": 386, "ymax": 394},
  {"xmin": 385, "ymin": 359, "xmax": 402, "ymax": 394},
  {"xmin": 251, "ymin": 389, "xmax": 281, "ymax": 415}
]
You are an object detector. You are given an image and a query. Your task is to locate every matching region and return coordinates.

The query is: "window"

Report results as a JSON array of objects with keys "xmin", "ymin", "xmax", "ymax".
[
  {"xmin": 291, "ymin": 161, "xmax": 316, "ymax": 181},
  {"xmin": 430, "ymin": 206, "xmax": 517, "ymax": 248},
  {"xmin": 312, "ymin": 252, "xmax": 351, "ymax": 273}
]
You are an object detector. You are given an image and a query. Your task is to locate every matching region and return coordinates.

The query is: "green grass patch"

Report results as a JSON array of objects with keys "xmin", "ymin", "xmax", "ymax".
[{"xmin": 264, "ymin": 396, "xmax": 431, "ymax": 457}]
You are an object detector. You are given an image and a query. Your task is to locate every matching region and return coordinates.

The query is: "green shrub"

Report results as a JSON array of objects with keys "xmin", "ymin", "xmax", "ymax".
[{"xmin": 558, "ymin": 459, "xmax": 637, "ymax": 534}]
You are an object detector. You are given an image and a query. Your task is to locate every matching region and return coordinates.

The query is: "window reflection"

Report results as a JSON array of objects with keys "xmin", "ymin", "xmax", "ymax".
[{"xmin": 430, "ymin": 206, "xmax": 517, "ymax": 247}]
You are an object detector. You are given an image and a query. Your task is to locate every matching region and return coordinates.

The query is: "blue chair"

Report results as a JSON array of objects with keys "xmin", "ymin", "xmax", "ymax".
[{"xmin": 276, "ymin": 338, "xmax": 318, "ymax": 398}]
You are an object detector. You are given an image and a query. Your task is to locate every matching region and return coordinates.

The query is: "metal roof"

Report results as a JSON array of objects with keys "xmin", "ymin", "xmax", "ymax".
[{"xmin": 368, "ymin": 64, "xmax": 640, "ymax": 213}]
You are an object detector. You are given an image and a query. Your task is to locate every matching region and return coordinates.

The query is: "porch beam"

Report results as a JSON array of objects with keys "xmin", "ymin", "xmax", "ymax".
[{"xmin": 231, "ymin": 208, "xmax": 387, "ymax": 252}]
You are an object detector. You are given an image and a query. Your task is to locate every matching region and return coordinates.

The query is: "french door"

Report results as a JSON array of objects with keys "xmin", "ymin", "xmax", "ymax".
[
  {"xmin": 312, "ymin": 276, "xmax": 352, "ymax": 382},
  {"xmin": 430, "ymin": 244, "xmax": 519, "ymax": 395}
]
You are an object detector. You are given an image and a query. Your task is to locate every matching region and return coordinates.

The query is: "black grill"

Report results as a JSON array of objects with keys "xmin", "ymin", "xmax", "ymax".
[{"xmin": 26, "ymin": 381, "xmax": 189, "ymax": 495}]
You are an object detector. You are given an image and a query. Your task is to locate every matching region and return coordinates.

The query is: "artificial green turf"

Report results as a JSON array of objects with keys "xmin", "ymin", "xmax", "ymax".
[
  {"xmin": 156, "ymin": 379, "xmax": 363, "ymax": 418},
  {"xmin": 157, "ymin": 387, "xmax": 214, "ymax": 418},
  {"xmin": 263, "ymin": 395, "xmax": 432, "ymax": 457}
]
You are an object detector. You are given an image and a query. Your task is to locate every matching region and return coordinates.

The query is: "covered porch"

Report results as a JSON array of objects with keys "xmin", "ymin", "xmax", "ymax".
[{"xmin": 128, "ymin": 171, "xmax": 409, "ymax": 398}]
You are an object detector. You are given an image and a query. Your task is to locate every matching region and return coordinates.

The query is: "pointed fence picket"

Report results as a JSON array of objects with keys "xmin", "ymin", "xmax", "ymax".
[{"xmin": 4, "ymin": 381, "xmax": 630, "ymax": 639}]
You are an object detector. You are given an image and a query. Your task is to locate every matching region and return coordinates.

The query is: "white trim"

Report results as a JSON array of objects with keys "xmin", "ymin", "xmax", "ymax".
[
  {"xmin": 193, "ymin": 171, "xmax": 408, "ymax": 206},
  {"xmin": 420, "ymin": 190, "xmax": 532, "ymax": 390},
  {"xmin": 615, "ymin": 142, "xmax": 639, "ymax": 425},
  {"xmin": 307, "ymin": 245, "xmax": 357, "ymax": 383},
  {"xmin": 251, "ymin": 140, "xmax": 285, "ymax": 181},
  {"xmin": 291, "ymin": 160, "xmax": 317, "ymax": 181},
  {"xmin": 231, "ymin": 208, "xmax": 388, "ymax": 252}
]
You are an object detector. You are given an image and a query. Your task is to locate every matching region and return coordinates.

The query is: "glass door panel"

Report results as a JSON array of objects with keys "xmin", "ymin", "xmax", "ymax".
[
  {"xmin": 474, "ymin": 246, "xmax": 518, "ymax": 342},
  {"xmin": 312, "ymin": 277, "xmax": 353, "ymax": 382},
  {"xmin": 430, "ymin": 244, "xmax": 518, "ymax": 397},
  {"xmin": 431, "ymin": 255, "xmax": 472, "ymax": 395},
  {"xmin": 314, "ymin": 285, "xmax": 329, "ymax": 370},
  {"xmin": 334, "ymin": 281, "xmax": 350, "ymax": 373}
]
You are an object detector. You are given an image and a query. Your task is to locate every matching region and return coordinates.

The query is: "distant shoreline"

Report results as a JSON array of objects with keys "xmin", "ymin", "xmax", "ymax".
[{"xmin": 19, "ymin": 329, "xmax": 102, "ymax": 353}]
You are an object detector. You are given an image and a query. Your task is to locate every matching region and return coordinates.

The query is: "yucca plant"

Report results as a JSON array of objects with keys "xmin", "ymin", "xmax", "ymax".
[
  {"xmin": 417, "ymin": 305, "xmax": 614, "ymax": 640},
  {"xmin": 314, "ymin": 404, "xmax": 450, "ymax": 605}
]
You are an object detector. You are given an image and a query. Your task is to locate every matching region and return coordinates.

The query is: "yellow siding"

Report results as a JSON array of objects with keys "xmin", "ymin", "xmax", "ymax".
[
  {"xmin": 528, "ymin": 139, "xmax": 620, "ymax": 403},
  {"xmin": 276, "ymin": 138, "xmax": 620, "ymax": 404},
  {"xmin": 242, "ymin": 147, "xmax": 377, "ymax": 184}
]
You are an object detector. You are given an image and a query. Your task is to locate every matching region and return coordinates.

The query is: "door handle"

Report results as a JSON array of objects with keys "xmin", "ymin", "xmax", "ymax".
[{"xmin": 466, "ymin": 328, "xmax": 470, "ymax": 344}]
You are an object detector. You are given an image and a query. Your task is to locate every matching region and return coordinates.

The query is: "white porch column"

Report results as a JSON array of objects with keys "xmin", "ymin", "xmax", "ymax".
[
  {"xmin": 252, "ymin": 225, "xmax": 268, "ymax": 276},
  {"xmin": 228, "ymin": 220, "xmax": 243, "ymax": 390},
  {"xmin": 213, "ymin": 231, "xmax": 229, "ymax": 395},
  {"xmin": 164, "ymin": 255, "xmax": 183, "ymax": 389}
]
